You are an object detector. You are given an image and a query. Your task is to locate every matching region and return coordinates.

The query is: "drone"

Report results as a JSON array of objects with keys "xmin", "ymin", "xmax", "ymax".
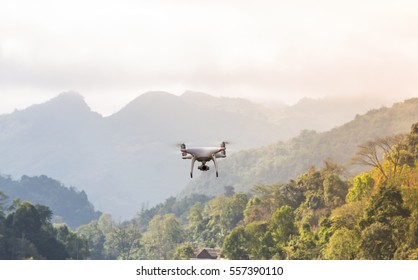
[{"xmin": 180, "ymin": 142, "xmax": 227, "ymax": 178}]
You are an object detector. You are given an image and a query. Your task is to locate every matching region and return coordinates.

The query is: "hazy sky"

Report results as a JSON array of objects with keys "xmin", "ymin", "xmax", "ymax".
[{"xmin": 1, "ymin": 0, "xmax": 418, "ymax": 115}]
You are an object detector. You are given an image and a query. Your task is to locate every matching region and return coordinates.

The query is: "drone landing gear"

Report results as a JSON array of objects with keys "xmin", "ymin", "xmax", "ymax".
[
  {"xmin": 190, "ymin": 157, "xmax": 196, "ymax": 178},
  {"xmin": 190, "ymin": 158, "xmax": 219, "ymax": 178},
  {"xmin": 212, "ymin": 155, "xmax": 219, "ymax": 177}
]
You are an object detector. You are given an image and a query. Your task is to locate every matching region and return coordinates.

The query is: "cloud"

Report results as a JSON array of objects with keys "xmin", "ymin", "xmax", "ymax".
[{"xmin": 1, "ymin": 0, "xmax": 418, "ymax": 114}]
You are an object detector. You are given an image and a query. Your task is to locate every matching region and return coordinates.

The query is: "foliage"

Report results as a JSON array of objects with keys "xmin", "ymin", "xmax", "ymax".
[
  {"xmin": 5, "ymin": 122, "xmax": 418, "ymax": 260},
  {"xmin": 346, "ymin": 173, "xmax": 374, "ymax": 202},
  {"xmin": 184, "ymin": 98, "xmax": 418, "ymax": 197},
  {"xmin": 323, "ymin": 228, "xmax": 359, "ymax": 259},
  {"xmin": 270, "ymin": 206, "xmax": 297, "ymax": 246},
  {"xmin": 222, "ymin": 226, "xmax": 249, "ymax": 260},
  {"xmin": 173, "ymin": 243, "xmax": 195, "ymax": 260},
  {"xmin": 141, "ymin": 214, "xmax": 184, "ymax": 259},
  {"xmin": 0, "ymin": 201, "xmax": 87, "ymax": 259},
  {"xmin": 0, "ymin": 175, "xmax": 101, "ymax": 228}
]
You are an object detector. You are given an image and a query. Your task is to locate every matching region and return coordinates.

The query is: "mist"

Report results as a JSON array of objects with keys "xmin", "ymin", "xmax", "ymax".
[{"xmin": 1, "ymin": 0, "xmax": 418, "ymax": 115}]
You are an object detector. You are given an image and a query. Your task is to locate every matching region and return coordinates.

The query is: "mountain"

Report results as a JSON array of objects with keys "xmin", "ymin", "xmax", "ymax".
[
  {"xmin": 0, "ymin": 91, "xmax": 287, "ymax": 218},
  {"xmin": 0, "ymin": 90, "xmax": 402, "ymax": 218},
  {"xmin": 183, "ymin": 98, "xmax": 418, "ymax": 197},
  {"xmin": 0, "ymin": 174, "xmax": 101, "ymax": 229},
  {"xmin": 274, "ymin": 96, "xmax": 389, "ymax": 134}
]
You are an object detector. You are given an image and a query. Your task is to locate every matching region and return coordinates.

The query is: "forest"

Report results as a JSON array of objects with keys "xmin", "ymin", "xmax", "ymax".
[
  {"xmin": 0, "ymin": 198, "xmax": 88, "ymax": 259},
  {"xmin": 0, "ymin": 175, "xmax": 101, "ymax": 229},
  {"xmin": 134, "ymin": 122, "xmax": 417, "ymax": 260},
  {"xmin": 1, "ymin": 123, "xmax": 417, "ymax": 260}
]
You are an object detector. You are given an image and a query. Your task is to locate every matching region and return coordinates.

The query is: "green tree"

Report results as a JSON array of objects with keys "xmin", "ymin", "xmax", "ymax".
[
  {"xmin": 0, "ymin": 192, "xmax": 7, "ymax": 217},
  {"xmin": 173, "ymin": 243, "xmax": 195, "ymax": 260},
  {"xmin": 362, "ymin": 185, "xmax": 409, "ymax": 226},
  {"xmin": 359, "ymin": 185, "xmax": 410, "ymax": 259},
  {"xmin": 222, "ymin": 226, "xmax": 249, "ymax": 260},
  {"xmin": 406, "ymin": 123, "xmax": 418, "ymax": 162},
  {"xmin": 7, "ymin": 202, "xmax": 69, "ymax": 259},
  {"xmin": 223, "ymin": 193, "xmax": 248, "ymax": 231},
  {"xmin": 245, "ymin": 221, "xmax": 275, "ymax": 259},
  {"xmin": 360, "ymin": 222, "xmax": 395, "ymax": 259},
  {"xmin": 243, "ymin": 197, "xmax": 270, "ymax": 224},
  {"xmin": 323, "ymin": 174, "xmax": 349, "ymax": 208},
  {"xmin": 198, "ymin": 194, "xmax": 248, "ymax": 248},
  {"xmin": 270, "ymin": 205, "xmax": 297, "ymax": 246},
  {"xmin": 186, "ymin": 202, "xmax": 207, "ymax": 246},
  {"xmin": 77, "ymin": 219, "xmax": 107, "ymax": 259},
  {"xmin": 104, "ymin": 222, "xmax": 141, "ymax": 260},
  {"xmin": 11, "ymin": 201, "xmax": 42, "ymax": 239},
  {"xmin": 346, "ymin": 173, "xmax": 375, "ymax": 202},
  {"xmin": 323, "ymin": 228, "xmax": 359, "ymax": 259},
  {"xmin": 55, "ymin": 224, "xmax": 88, "ymax": 259},
  {"xmin": 141, "ymin": 214, "xmax": 184, "ymax": 259}
]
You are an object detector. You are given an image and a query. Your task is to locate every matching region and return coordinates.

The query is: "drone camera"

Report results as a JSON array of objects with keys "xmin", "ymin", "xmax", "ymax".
[{"xmin": 198, "ymin": 165, "xmax": 210, "ymax": 171}]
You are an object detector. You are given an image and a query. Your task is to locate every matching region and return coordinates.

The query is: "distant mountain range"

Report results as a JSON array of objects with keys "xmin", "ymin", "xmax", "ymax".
[
  {"xmin": 0, "ymin": 90, "xmax": 400, "ymax": 218},
  {"xmin": 0, "ymin": 174, "xmax": 101, "ymax": 229},
  {"xmin": 183, "ymin": 98, "xmax": 418, "ymax": 197}
]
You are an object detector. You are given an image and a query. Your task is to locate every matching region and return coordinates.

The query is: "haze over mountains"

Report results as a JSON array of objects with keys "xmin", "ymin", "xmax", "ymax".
[
  {"xmin": 184, "ymin": 98, "xmax": 418, "ymax": 197},
  {"xmin": 0, "ymin": 91, "xmax": 403, "ymax": 218}
]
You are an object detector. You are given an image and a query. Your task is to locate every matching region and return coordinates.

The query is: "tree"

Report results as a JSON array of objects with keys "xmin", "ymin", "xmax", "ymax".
[
  {"xmin": 359, "ymin": 185, "xmax": 410, "ymax": 259},
  {"xmin": 286, "ymin": 234, "xmax": 317, "ymax": 260},
  {"xmin": 346, "ymin": 173, "xmax": 375, "ymax": 202},
  {"xmin": 55, "ymin": 224, "xmax": 89, "ymax": 260},
  {"xmin": 77, "ymin": 219, "xmax": 107, "ymax": 259},
  {"xmin": 6, "ymin": 202, "xmax": 70, "ymax": 259},
  {"xmin": 10, "ymin": 201, "xmax": 42, "ymax": 239},
  {"xmin": 186, "ymin": 202, "xmax": 207, "ymax": 245},
  {"xmin": 362, "ymin": 185, "xmax": 409, "ymax": 226},
  {"xmin": 360, "ymin": 222, "xmax": 396, "ymax": 259},
  {"xmin": 243, "ymin": 197, "xmax": 270, "ymax": 224},
  {"xmin": 323, "ymin": 228, "xmax": 359, "ymax": 259},
  {"xmin": 351, "ymin": 135, "xmax": 406, "ymax": 180},
  {"xmin": 141, "ymin": 214, "xmax": 184, "ymax": 259},
  {"xmin": 406, "ymin": 123, "xmax": 418, "ymax": 162},
  {"xmin": 201, "ymin": 196, "xmax": 229, "ymax": 247},
  {"xmin": 173, "ymin": 243, "xmax": 195, "ymax": 260},
  {"xmin": 104, "ymin": 222, "xmax": 141, "ymax": 260},
  {"xmin": 270, "ymin": 206, "xmax": 297, "ymax": 246},
  {"xmin": 0, "ymin": 192, "xmax": 7, "ymax": 217},
  {"xmin": 329, "ymin": 202, "xmax": 365, "ymax": 232},
  {"xmin": 223, "ymin": 193, "xmax": 248, "ymax": 231},
  {"xmin": 222, "ymin": 226, "xmax": 249, "ymax": 260},
  {"xmin": 197, "ymin": 194, "xmax": 248, "ymax": 248},
  {"xmin": 323, "ymin": 174, "xmax": 349, "ymax": 208},
  {"xmin": 245, "ymin": 221, "xmax": 275, "ymax": 259}
]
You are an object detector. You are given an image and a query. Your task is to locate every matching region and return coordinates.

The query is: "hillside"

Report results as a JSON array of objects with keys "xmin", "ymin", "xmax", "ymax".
[
  {"xmin": 0, "ymin": 91, "xmax": 399, "ymax": 218},
  {"xmin": 0, "ymin": 174, "xmax": 101, "ymax": 228},
  {"xmin": 183, "ymin": 98, "xmax": 418, "ymax": 197}
]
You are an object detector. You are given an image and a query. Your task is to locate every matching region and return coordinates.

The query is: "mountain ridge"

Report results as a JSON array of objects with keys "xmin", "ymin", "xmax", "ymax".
[
  {"xmin": 0, "ymin": 91, "xmax": 409, "ymax": 218},
  {"xmin": 183, "ymin": 98, "xmax": 418, "ymax": 197}
]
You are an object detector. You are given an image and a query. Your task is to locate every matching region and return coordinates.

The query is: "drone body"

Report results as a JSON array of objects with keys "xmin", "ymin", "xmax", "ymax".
[{"xmin": 180, "ymin": 142, "xmax": 227, "ymax": 178}]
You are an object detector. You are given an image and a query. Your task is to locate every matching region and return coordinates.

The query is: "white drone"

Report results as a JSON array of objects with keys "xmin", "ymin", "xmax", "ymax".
[{"xmin": 180, "ymin": 142, "xmax": 227, "ymax": 178}]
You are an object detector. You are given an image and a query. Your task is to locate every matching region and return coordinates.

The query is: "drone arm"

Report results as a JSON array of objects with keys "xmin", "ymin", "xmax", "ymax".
[
  {"xmin": 211, "ymin": 155, "xmax": 219, "ymax": 177},
  {"xmin": 190, "ymin": 156, "xmax": 196, "ymax": 178},
  {"xmin": 182, "ymin": 155, "xmax": 192, "ymax": 159}
]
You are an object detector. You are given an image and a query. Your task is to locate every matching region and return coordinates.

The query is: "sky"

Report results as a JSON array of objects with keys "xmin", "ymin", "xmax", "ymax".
[{"xmin": 1, "ymin": 0, "xmax": 418, "ymax": 115}]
